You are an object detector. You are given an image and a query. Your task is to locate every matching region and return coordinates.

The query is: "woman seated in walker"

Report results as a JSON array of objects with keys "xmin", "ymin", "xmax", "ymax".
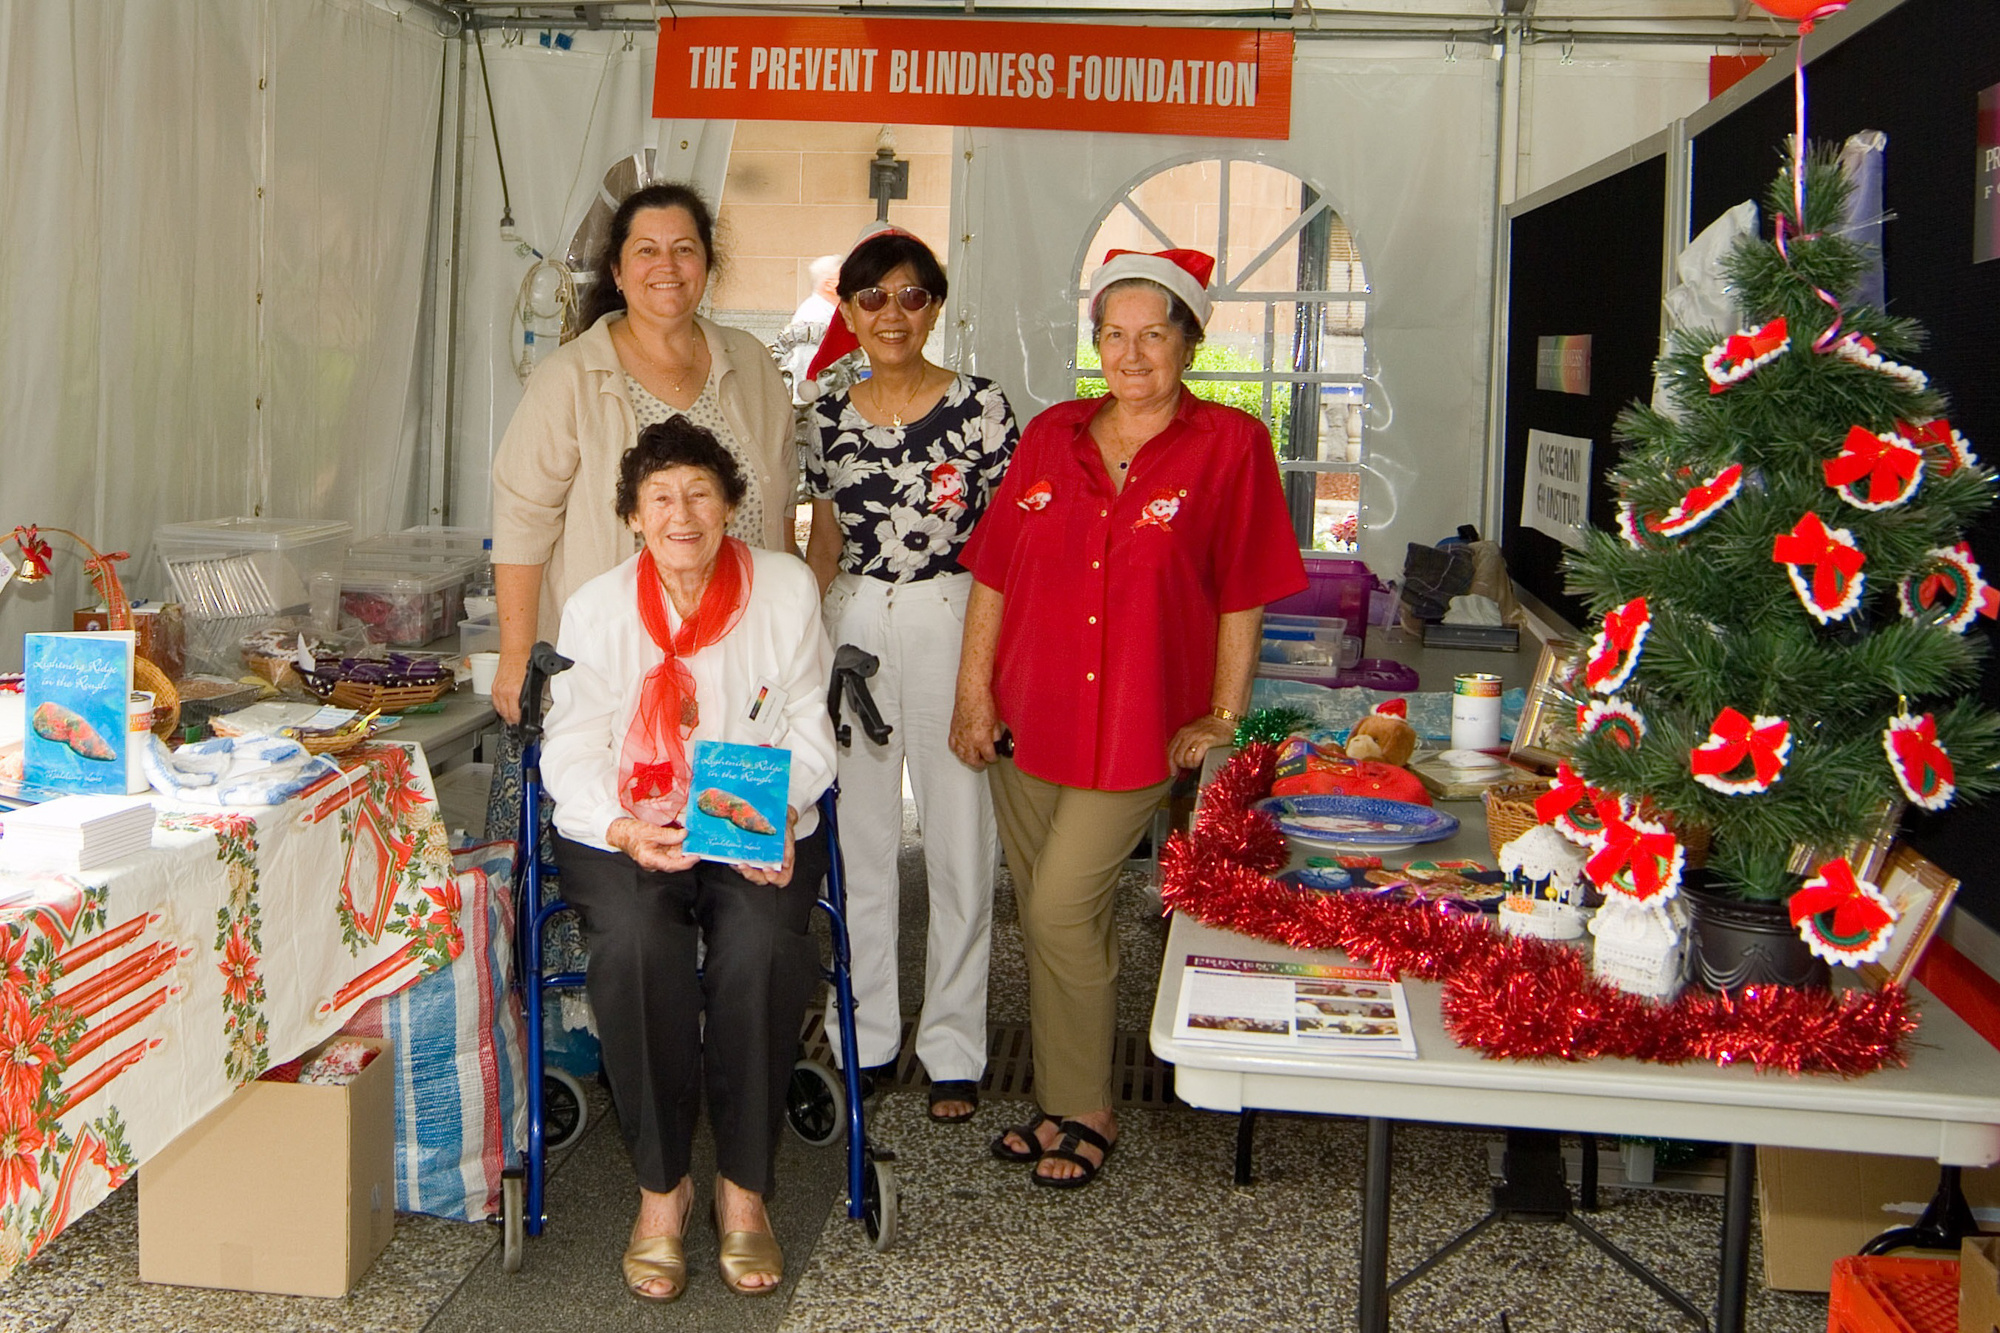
[{"xmin": 540, "ymin": 417, "xmax": 838, "ymax": 1302}]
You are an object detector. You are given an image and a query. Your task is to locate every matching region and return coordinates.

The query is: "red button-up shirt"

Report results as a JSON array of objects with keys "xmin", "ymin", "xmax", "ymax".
[{"xmin": 960, "ymin": 391, "xmax": 1308, "ymax": 791}]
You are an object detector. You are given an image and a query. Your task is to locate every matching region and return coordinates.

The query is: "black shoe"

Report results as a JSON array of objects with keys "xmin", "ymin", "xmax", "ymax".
[{"xmin": 853, "ymin": 1059, "xmax": 897, "ymax": 1101}]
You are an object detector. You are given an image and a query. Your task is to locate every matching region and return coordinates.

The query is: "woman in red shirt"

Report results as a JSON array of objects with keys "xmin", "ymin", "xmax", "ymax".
[{"xmin": 950, "ymin": 248, "xmax": 1307, "ymax": 1188}]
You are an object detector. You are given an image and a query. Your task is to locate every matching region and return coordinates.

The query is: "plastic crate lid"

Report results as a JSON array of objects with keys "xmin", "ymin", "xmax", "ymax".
[
  {"xmin": 155, "ymin": 516, "xmax": 353, "ymax": 549},
  {"xmin": 340, "ymin": 562, "xmax": 469, "ymax": 595}
]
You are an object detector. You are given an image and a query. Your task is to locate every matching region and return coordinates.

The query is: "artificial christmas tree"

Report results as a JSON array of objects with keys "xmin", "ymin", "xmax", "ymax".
[{"xmin": 1555, "ymin": 150, "xmax": 2000, "ymax": 986}]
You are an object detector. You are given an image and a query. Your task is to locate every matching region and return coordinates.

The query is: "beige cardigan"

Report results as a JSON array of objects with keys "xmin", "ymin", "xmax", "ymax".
[{"xmin": 489, "ymin": 312, "xmax": 796, "ymax": 637}]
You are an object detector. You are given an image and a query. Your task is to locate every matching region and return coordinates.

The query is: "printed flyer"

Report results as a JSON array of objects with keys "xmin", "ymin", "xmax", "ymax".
[{"xmin": 1173, "ymin": 956, "xmax": 1417, "ymax": 1058}]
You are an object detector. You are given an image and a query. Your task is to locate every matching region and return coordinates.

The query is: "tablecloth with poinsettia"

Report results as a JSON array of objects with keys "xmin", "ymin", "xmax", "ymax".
[{"xmin": 0, "ymin": 741, "xmax": 463, "ymax": 1280}]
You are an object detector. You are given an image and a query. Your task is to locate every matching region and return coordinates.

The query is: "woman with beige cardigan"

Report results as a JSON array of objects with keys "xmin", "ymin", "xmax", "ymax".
[{"xmin": 489, "ymin": 182, "xmax": 795, "ymax": 723}]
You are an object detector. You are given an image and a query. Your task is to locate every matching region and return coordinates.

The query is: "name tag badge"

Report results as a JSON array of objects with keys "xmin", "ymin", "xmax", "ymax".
[{"xmin": 744, "ymin": 676, "xmax": 788, "ymax": 743}]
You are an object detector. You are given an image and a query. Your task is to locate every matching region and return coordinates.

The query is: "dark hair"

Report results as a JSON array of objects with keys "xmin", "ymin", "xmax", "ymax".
[
  {"xmin": 1090, "ymin": 278, "xmax": 1205, "ymax": 353},
  {"xmin": 580, "ymin": 183, "xmax": 719, "ymax": 329},
  {"xmin": 616, "ymin": 417, "xmax": 748, "ymax": 520},
  {"xmin": 837, "ymin": 232, "xmax": 948, "ymax": 304}
]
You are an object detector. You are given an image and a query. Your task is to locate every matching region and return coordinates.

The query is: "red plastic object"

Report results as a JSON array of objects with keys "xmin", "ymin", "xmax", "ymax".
[
  {"xmin": 1914, "ymin": 936, "xmax": 2000, "ymax": 1055},
  {"xmin": 1826, "ymin": 1256, "xmax": 1958, "ymax": 1333}
]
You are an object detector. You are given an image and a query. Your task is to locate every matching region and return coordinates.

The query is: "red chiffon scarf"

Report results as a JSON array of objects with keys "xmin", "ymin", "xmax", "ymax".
[{"xmin": 618, "ymin": 537, "xmax": 752, "ymax": 825}]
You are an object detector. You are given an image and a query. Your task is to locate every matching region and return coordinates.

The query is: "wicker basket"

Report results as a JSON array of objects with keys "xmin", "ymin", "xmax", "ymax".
[
  {"xmin": 294, "ymin": 724, "xmax": 373, "ymax": 756},
  {"xmin": 310, "ymin": 678, "xmax": 453, "ymax": 714},
  {"xmin": 1482, "ymin": 781, "xmax": 1711, "ymax": 867}
]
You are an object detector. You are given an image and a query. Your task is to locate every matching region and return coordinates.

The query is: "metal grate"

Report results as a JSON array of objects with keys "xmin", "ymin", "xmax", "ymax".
[{"xmin": 798, "ymin": 1014, "xmax": 1179, "ymax": 1109}]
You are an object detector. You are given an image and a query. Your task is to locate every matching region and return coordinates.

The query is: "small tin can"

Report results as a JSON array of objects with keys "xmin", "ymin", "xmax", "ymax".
[
  {"xmin": 128, "ymin": 691, "xmax": 155, "ymax": 794},
  {"xmin": 1451, "ymin": 673, "xmax": 1503, "ymax": 751}
]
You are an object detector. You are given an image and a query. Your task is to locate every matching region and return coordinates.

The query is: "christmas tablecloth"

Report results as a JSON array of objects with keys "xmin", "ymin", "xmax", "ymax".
[{"xmin": 0, "ymin": 741, "xmax": 461, "ymax": 1279}]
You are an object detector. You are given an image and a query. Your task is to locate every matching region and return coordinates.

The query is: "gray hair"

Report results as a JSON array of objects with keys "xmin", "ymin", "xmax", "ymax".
[
  {"xmin": 808, "ymin": 254, "xmax": 842, "ymax": 286},
  {"xmin": 1089, "ymin": 277, "xmax": 1205, "ymax": 352}
]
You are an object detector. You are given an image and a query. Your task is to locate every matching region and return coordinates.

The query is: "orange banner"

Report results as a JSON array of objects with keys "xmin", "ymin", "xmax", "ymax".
[{"xmin": 653, "ymin": 17, "xmax": 1293, "ymax": 141}]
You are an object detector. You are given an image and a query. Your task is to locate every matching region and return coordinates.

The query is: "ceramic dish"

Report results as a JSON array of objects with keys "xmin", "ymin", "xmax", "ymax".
[{"xmin": 1253, "ymin": 794, "xmax": 1460, "ymax": 852}]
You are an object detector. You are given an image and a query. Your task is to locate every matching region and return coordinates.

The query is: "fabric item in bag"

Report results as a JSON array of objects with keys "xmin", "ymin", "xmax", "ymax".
[{"xmin": 342, "ymin": 840, "xmax": 526, "ymax": 1220}]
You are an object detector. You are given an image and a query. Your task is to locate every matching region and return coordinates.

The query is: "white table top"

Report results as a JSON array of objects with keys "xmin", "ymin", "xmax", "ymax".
[
  {"xmin": 1152, "ymin": 910, "xmax": 2000, "ymax": 1166},
  {"xmin": 385, "ymin": 682, "xmax": 498, "ymax": 773}
]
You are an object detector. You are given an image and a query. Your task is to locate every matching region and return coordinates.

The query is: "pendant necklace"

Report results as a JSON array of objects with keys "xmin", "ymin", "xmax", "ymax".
[{"xmin": 877, "ymin": 371, "xmax": 928, "ymax": 428}]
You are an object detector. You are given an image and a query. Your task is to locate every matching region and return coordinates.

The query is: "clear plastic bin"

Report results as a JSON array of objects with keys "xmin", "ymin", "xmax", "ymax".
[
  {"xmin": 340, "ymin": 561, "xmax": 469, "ymax": 647},
  {"xmin": 458, "ymin": 615, "xmax": 500, "ymax": 657},
  {"xmin": 153, "ymin": 517, "xmax": 352, "ymax": 625}
]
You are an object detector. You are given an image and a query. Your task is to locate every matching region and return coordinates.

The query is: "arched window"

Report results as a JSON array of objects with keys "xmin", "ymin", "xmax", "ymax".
[{"xmin": 1074, "ymin": 157, "xmax": 1367, "ymax": 551}]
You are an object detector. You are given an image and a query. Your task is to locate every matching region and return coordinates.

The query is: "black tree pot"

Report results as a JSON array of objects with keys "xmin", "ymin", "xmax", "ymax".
[{"xmin": 1683, "ymin": 876, "xmax": 1831, "ymax": 993}]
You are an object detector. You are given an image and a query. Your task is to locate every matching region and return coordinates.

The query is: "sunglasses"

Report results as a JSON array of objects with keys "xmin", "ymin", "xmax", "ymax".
[{"xmin": 853, "ymin": 285, "xmax": 935, "ymax": 313}]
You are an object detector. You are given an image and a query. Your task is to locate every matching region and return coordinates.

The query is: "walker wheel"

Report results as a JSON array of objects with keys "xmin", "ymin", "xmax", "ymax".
[
  {"xmin": 542, "ymin": 1070, "xmax": 588, "ymax": 1150},
  {"xmin": 862, "ymin": 1157, "xmax": 898, "ymax": 1252},
  {"xmin": 787, "ymin": 1059, "xmax": 846, "ymax": 1147},
  {"xmin": 499, "ymin": 1170, "xmax": 525, "ymax": 1273}
]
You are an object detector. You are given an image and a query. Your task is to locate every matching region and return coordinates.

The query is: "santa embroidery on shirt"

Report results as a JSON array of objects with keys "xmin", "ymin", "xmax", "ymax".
[
  {"xmin": 1134, "ymin": 489, "xmax": 1181, "ymax": 532},
  {"xmin": 928, "ymin": 462, "xmax": 967, "ymax": 516},
  {"xmin": 1017, "ymin": 479, "xmax": 1054, "ymax": 512}
]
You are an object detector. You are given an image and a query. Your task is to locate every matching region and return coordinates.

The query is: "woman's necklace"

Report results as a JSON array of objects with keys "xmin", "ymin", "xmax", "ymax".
[
  {"xmin": 871, "ymin": 367, "xmax": 930, "ymax": 428},
  {"xmin": 629, "ymin": 324, "xmax": 707, "ymax": 397}
]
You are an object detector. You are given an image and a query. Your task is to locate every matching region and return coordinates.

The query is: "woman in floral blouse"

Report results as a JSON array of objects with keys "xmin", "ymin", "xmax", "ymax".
[{"xmin": 802, "ymin": 228, "xmax": 1019, "ymax": 1123}]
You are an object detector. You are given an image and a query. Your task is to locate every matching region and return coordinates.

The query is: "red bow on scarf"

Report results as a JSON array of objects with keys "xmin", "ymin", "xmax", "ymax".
[
  {"xmin": 1787, "ymin": 859, "xmax": 1893, "ymax": 936},
  {"xmin": 1772, "ymin": 512, "xmax": 1865, "ymax": 611},
  {"xmin": 1690, "ymin": 707, "xmax": 1792, "ymax": 788},
  {"xmin": 1823, "ymin": 425, "xmax": 1923, "ymax": 506},
  {"xmin": 1583, "ymin": 799, "xmax": 1681, "ymax": 899}
]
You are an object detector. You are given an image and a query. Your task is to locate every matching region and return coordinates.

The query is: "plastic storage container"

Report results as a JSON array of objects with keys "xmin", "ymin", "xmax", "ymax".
[
  {"xmin": 1268, "ymin": 556, "xmax": 1377, "ymax": 655},
  {"xmin": 458, "ymin": 615, "xmax": 500, "ymax": 657},
  {"xmin": 341, "ymin": 560, "xmax": 469, "ymax": 647},
  {"xmin": 153, "ymin": 517, "xmax": 352, "ymax": 624},
  {"xmin": 1826, "ymin": 1255, "xmax": 1957, "ymax": 1333},
  {"xmin": 1258, "ymin": 614, "xmax": 1362, "ymax": 686}
]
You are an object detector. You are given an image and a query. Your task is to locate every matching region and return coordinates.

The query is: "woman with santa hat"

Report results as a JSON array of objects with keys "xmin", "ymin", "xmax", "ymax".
[
  {"xmin": 950, "ymin": 247, "xmax": 1306, "ymax": 1187},
  {"xmin": 801, "ymin": 227, "xmax": 1020, "ymax": 1125}
]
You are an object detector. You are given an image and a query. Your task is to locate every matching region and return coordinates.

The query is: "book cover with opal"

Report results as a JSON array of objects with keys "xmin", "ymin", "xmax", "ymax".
[
  {"xmin": 683, "ymin": 740, "xmax": 791, "ymax": 870},
  {"xmin": 24, "ymin": 632, "xmax": 135, "ymax": 796}
]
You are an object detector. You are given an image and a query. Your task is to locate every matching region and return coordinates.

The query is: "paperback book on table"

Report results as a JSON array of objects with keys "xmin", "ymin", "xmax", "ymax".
[
  {"xmin": 0, "ymin": 793, "xmax": 156, "ymax": 873},
  {"xmin": 23, "ymin": 631, "xmax": 135, "ymax": 796},
  {"xmin": 1173, "ymin": 956, "xmax": 1418, "ymax": 1058},
  {"xmin": 682, "ymin": 740, "xmax": 791, "ymax": 871}
]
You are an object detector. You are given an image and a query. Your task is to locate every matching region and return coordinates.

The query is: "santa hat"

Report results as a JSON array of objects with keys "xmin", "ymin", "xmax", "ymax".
[
  {"xmin": 1371, "ymin": 698, "xmax": 1408, "ymax": 718},
  {"xmin": 802, "ymin": 222, "xmax": 924, "ymax": 390},
  {"xmin": 1087, "ymin": 248, "xmax": 1216, "ymax": 328}
]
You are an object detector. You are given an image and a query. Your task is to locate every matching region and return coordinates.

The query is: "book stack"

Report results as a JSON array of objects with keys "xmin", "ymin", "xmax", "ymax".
[{"xmin": 0, "ymin": 794, "xmax": 158, "ymax": 873}]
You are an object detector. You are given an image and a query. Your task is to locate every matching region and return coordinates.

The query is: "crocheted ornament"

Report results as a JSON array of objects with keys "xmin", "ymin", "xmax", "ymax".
[
  {"xmin": 1823, "ymin": 425, "xmax": 1924, "ymax": 511},
  {"xmin": 1690, "ymin": 707, "xmax": 1792, "ymax": 795},
  {"xmin": 1645, "ymin": 463, "xmax": 1745, "ymax": 537},
  {"xmin": 1898, "ymin": 542, "xmax": 2000, "ymax": 634},
  {"xmin": 1882, "ymin": 708, "xmax": 1955, "ymax": 812},
  {"xmin": 1772, "ymin": 511, "xmax": 1865, "ymax": 624},
  {"xmin": 1584, "ymin": 597, "xmax": 1650, "ymax": 694},
  {"xmin": 1789, "ymin": 858, "xmax": 1897, "ymax": 967},
  {"xmin": 1703, "ymin": 316, "xmax": 1789, "ymax": 394}
]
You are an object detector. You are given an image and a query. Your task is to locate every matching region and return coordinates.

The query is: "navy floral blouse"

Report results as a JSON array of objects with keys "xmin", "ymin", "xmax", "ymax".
[{"xmin": 804, "ymin": 373, "xmax": 1019, "ymax": 583}]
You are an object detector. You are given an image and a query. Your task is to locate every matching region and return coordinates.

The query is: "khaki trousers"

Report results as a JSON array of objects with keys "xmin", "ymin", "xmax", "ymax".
[{"xmin": 988, "ymin": 760, "xmax": 1169, "ymax": 1116}]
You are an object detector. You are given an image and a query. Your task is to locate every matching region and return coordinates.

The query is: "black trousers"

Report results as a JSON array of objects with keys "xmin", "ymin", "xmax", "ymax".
[{"xmin": 552, "ymin": 829, "xmax": 829, "ymax": 1196}]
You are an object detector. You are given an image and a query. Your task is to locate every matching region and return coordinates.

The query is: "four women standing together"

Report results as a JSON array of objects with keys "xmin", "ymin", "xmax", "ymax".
[{"xmin": 492, "ymin": 186, "xmax": 1304, "ymax": 1299}]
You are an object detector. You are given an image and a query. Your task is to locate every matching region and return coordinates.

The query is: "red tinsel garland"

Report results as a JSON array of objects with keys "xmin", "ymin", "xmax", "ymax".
[{"xmin": 1161, "ymin": 746, "xmax": 1915, "ymax": 1075}]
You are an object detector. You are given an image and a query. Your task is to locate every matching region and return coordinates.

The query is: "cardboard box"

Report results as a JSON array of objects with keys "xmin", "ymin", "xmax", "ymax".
[
  {"xmin": 139, "ymin": 1036, "xmax": 395, "ymax": 1297},
  {"xmin": 1757, "ymin": 1146, "xmax": 2000, "ymax": 1292},
  {"xmin": 1965, "ymin": 1236, "xmax": 2000, "ymax": 1333}
]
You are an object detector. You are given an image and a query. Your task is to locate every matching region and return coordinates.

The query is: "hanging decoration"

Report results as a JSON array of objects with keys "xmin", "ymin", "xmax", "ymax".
[
  {"xmin": 1823, "ymin": 425, "xmax": 1924, "ymax": 511},
  {"xmin": 1771, "ymin": 511, "xmax": 1866, "ymax": 623},
  {"xmin": 1897, "ymin": 418, "xmax": 1977, "ymax": 478},
  {"xmin": 1578, "ymin": 696, "xmax": 1647, "ymax": 750},
  {"xmin": 1159, "ymin": 747, "xmax": 1915, "ymax": 1074},
  {"xmin": 1747, "ymin": 0, "xmax": 1848, "ymax": 31},
  {"xmin": 1832, "ymin": 332, "xmax": 1929, "ymax": 392},
  {"xmin": 1534, "ymin": 762, "xmax": 1612, "ymax": 847},
  {"xmin": 1584, "ymin": 596, "xmax": 1651, "ymax": 693},
  {"xmin": 1703, "ymin": 317, "xmax": 1791, "ymax": 394},
  {"xmin": 1898, "ymin": 542, "xmax": 2000, "ymax": 634},
  {"xmin": 1882, "ymin": 708, "xmax": 1956, "ymax": 811},
  {"xmin": 1645, "ymin": 463, "xmax": 1745, "ymax": 537},
  {"xmin": 1690, "ymin": 706, "xmax": 1793, "ymax": 795},
  {"xmin": 1788, "ymin": 858, "xmax": 1897, "ymax": 967},
  {"xmin": 1583, "ymin": 800, "xmax": 1687, "ymax": 902},
  {"xmin": 1616, "ymin": 503, "xmax": 1649, "ymax": 551}
]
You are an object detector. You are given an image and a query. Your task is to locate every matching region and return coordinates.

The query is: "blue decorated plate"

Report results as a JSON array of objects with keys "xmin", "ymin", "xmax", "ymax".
[{"xmin": 1253, "ymin": 794, "xmax": 1460, "ymax": 852}]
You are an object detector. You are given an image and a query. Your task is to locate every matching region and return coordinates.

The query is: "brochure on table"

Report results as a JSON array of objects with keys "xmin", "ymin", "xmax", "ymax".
[
  {"xmin": 1173, "ymin": 955, "xmax": 1418, "ymax": 1058},
  {"xmin": 682, "ymin": 740, "xmax": 791, "ymax": 870}
]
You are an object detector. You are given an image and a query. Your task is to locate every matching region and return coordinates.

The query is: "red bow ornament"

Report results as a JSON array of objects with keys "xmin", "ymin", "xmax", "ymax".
[
  {"xmin": 1645, "ymin": 463, "xmax": 1746, "ymax": 537},
  {"xmin": 1823, "ymin": 425, "xmax": 1924, "ymax": 510},
  {"xmin": 1584, "ymin": 801, "xmax": 1686, "ymax": 903},
  {"xmin": 10, "ymin": 526, "xmax": 53, "ymax": 580},
  {"xmin": 1534, "ymin": 762, "xmax": 1610, "ymax": 848},
  {"xmin": 1690, "ymin": 707, "xmax": 1792, "ymax": 795},
  {"xmin": 1883, "ymin": 710, "xmax": 1955, "ymax": 811},
  {"xmin": 1896, "ymin": 418, "xmax": 1977, "ymax": 478},
  {"xmin": 1833, "ymin": 332, "xmax": 1928, "ymax": 392},
  {"xmin": 1771, "ymin": 512, "xmax": 1866, "ymax": 623},
  {"xmin": 1898, "ymin": 542, "xmax": 2000, "ymax": 634},
  {"xmin": 1578, "ymin": 696, "xmax": 1646, "ymax": 751},
  {"xmin": 1585, "ymin": 597, "xmax": 1650, "ymax": 693},
  {"xmin": 1788, "ymin": 858, "xmax": 1897, "ymax": 967},
  {"xmin": 1703, "ymin": 317, "xmax": 1789, "ymax": 394}
]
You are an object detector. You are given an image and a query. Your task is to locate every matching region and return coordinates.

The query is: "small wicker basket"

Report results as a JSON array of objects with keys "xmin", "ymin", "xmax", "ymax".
[
  {"xmin": 300, "ymin": 670, "xmax": 453, "ymax": 714},
  {"xmin": 1482, "ymin": 781, "xmax": 1711, "ymax": 867}
]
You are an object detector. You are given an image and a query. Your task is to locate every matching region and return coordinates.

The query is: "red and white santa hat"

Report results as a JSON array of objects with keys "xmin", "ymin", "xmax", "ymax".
[
  {"xmin": 1088, "ymin": 248, "xmax": 1217, "ymax": 328},
  {"xmin": 803, "ymin": 221, "xmax": 925, "ymax": 389}
]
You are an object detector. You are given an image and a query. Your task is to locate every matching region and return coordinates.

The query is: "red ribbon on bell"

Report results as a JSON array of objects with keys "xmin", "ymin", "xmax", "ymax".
[{"xmin": 1787, "ymin": 859, "xmax": 1892, "ymax": 936}]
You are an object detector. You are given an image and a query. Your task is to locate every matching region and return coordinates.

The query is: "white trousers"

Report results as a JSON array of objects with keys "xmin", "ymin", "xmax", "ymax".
[{"xmin": 821, "ymin": 570, "xmax": 997, "ymax": 1082}]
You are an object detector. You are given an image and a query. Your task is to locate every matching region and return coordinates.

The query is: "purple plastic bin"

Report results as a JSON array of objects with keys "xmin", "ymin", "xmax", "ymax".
[{"xmin": 1269, "ymin": 556, "xmax": 1375, "ymax": 652}]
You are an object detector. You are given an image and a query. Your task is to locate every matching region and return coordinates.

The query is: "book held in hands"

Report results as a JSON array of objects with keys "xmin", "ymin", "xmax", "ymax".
[{"xmin": 682, "ymin": 740, "xmax": 791, "ymax": 871}]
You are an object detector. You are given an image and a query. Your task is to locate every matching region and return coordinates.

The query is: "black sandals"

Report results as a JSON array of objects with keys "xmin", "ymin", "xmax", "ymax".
[
  {"xmin": 927, "ymin": 1079, "xmax": 979, "ymax": 1123},
  {"xmin": 988, "ymin": 1111, "xmax": 1057, "ymax": 1163},
  {"xmin": 1030, "ymin": 1119, "xmax": 1117, "ymax": 1190}
]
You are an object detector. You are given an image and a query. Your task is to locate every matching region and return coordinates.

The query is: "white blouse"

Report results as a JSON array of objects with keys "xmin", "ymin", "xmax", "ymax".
[{"xmin": 541, "ymin": 546, "xmax": 838, "ymax": 853}]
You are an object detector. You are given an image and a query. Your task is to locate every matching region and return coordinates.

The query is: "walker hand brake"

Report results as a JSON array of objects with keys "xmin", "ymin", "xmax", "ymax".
[
  {"xmin": 509, "ymin": 640, "xmax": 573, "ymax": 744},
  {"xmin": 829, "ymin": 644, "xmax": 893, "ymax": 748}
]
